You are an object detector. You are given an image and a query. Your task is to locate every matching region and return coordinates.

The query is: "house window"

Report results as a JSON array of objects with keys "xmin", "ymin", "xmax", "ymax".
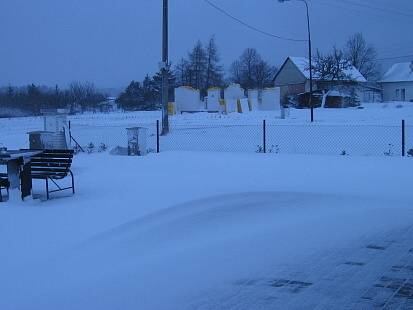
[
  {"xmin": 396, "ymin": 89, "xmax": 400, "ymax": 100},
  {"xmin": 401, "ymin": 89, "xmax": 406, "ymax": 101}
]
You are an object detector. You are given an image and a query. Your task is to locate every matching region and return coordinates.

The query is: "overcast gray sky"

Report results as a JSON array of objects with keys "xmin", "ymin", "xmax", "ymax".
[{"xmin": 0, "ymin": 0, "xmax": 412, "ymax": 89}]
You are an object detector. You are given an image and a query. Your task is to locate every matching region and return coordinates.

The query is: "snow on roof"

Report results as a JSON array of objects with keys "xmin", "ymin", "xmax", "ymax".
[
  {"xmin": 288, "ymin": 56, "xmax": 367, "ymax": 82},
  {"xmin": 380, "ymin": 62, "xmax": 413, "ymax": 83}
]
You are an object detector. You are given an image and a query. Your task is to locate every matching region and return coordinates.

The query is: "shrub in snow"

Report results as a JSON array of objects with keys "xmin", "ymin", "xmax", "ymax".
[
  {"xmin": 73, "ymin": 144, "xmax": 82, "ymax": 154},
  {"xmin": 269, "ymin": 145, "xmax": 280, "ymax": 154},
  {"xmin": 341, "ymin": 150, "xmax": 348, "ymax": 156},
  {"xmin": 396, "ymin": 104, "xmax": 403, "ymax": 109},
  {"xmin": 255, "ymin": 145, "xmax": 264, "ymax": 153},
  {"xmin": 407, "ymin": 149, "xmax": 413, "ymax": 157},
  {"xmin": 98, "ymin": 143, "xmax": 108, "ymax": 152},
  {"xmin": 87, "ymin": 142, "xmax": 95, "ymax": 154},
  {"xmin": 384, "ymin": 144, "xmax": 394, "ymax": 156}
]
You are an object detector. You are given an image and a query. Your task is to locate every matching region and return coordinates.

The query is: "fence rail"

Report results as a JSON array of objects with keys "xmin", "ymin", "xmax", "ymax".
[{"xmin": 69, "ymin": 120, "xmax": 412, "ymax": 157}]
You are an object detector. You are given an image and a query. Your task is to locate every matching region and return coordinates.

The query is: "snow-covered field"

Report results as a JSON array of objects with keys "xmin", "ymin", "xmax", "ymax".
[{"xmin": 1, "ymin": 103, "xmax": 413, "ymax": 309}]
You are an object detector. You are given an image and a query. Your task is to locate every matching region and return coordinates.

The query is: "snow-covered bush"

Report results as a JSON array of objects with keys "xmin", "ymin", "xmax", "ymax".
[
  {"xmin": 98, "ymin": 143, "xmax": 108, "ymax": 152},
  {"xmin": 87, "ymin": 142, "xmax": 95, "ymax": 154}
]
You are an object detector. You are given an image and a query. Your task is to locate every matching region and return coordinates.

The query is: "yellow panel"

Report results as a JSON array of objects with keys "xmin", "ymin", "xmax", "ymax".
[{"xmin": 168, "ymin": 102, "xmax": 175, "ymax": 115}]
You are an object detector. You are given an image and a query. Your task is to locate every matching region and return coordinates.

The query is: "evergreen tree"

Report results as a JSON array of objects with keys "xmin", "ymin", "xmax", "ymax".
[
  {"xmin": 205, "ymin": 36, "xmax": 224, "ymax": 90},
  {"xmin": 188, "ymin": 40, "xmax": 207, "ymax": 91}
]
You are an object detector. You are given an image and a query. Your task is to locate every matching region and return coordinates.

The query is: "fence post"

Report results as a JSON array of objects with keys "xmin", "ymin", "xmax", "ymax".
[
  {"xmin": 68, "ymin": 121, "xmax": 72, "ymax": 147},
  {"xmin": 402, "ymin": 119, "xmax": 405, "ymax": 157},
  {"xmin": 156, "ymin": 120, "xmax": 160, "ymax": 153},
  {"xmin": 263, "ymin": 119, "xmax": 267, "ymax": 153}
]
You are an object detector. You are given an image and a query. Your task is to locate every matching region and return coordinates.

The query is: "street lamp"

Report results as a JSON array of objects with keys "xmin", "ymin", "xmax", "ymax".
[
  {"xmin": 161, "ymin": 0, "xmax": 170, "ymax": 135},
  {"xmin": 278, "ymin": 0, "xmax": 314, "ymax": 122}
]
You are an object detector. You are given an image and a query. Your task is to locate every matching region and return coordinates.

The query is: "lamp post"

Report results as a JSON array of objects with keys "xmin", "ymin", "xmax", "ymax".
[
  {"xmin": 278, "ymin": 0, "xmax": 314, "ymax": 122},
  {"xmin": 161, "ymin": 0, "xmax": 170, "ymax": 134}
]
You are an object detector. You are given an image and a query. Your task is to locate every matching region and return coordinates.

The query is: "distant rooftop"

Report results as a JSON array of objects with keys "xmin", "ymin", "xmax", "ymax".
[
  {"xmin": 288, "ymin": 56, "xmax": 367, "ymax": 82},
  {"xmin": 380, "ymin": 62, "xmax": 413, "ymax": 83}
]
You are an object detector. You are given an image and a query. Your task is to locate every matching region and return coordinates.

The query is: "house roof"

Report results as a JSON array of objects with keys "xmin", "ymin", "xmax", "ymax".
[
  {"xmin": 380, "ymin": 62, "xmax": 413, "ymax": 83},
  {"xmin": 289, "ymin": 57, "xmax": 367, "ymax": 82},
  {"xmin": 274, "ymin": 56, "xmax": 367, "ymax": 83}
]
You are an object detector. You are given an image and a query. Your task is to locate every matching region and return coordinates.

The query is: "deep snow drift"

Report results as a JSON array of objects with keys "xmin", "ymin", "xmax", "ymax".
[{"xmin": 1, "ymin": 151, "xmax": 413, "ymax": 309}]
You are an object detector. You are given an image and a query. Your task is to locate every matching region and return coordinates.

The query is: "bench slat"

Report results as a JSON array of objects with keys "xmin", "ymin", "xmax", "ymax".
[
  {"xmin": 31, "ymin": 158, "xmax": 72, "ymax": 164},
  {"xmin": 20, "ymin": 149, "xmax": 74, "ymax": 154},
  {"xmin": 35, "ymin": 154, "xmax": 73, "ymax": 159},
  {"xmin": 32, "ymin": 167, "xmax": 69, "ymax": 173},
  {"xmin": 32, "ymin": 173, "xmax": 68, "ymax": 179},
  {"xmin": 30, "ymin": 162, "xmax": 70, "ymax": 168}
]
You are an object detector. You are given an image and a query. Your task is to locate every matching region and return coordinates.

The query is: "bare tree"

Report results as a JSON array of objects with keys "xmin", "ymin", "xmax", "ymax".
[
  {"xmin": 345, "ymin": 32, "xmax": 378, "ymax": 81},
  {"xmin": 229, "ymin": 60, "xmax": 243, "ymax": 85},
  {"xmin": 229, "ymin": 48, "xmax": 276, "ymax": 89},
  {"xmin": 254, "ymin": 60, "xmax": 277, "ymax": 89},
  {"xmin": 69, "ymin": 81, "xmax": 104, "ymax": 112},
  {"xmin": 312, "ymin": 47, "xmax": 351, "ymax": 81},
  {"xmin": 175, "ymin": 58, "xmax": 191, "ymax": 86},
  {"xmin": 311, "ymin": 47, "xmax": 353, "ymax": 107},
  {"xmin": 240, "ymin": 48, "xmax": 261, "ymax": 89}
]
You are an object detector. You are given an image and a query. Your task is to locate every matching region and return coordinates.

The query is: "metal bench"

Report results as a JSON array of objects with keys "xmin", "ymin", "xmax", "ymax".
[
  {"xmin": 0, "ymin": 173, "xmax": 9, "ymax": 202},
  {"xmin": 29, "ymin": 150, "xmax": 75, "ymax": 200}
]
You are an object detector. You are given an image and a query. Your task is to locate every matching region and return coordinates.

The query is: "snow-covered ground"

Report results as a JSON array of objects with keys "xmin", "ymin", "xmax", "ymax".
[
  {"xmin": 1, "ymin": 103, "xmax": 413, "ymax": 309},
  {"xmin": 1, "ymin": 102, "xmax": 413, "ymax": 157},
  {"xmin": 1, "ymin": 152, "xmax": 413, "ymax": 309}
]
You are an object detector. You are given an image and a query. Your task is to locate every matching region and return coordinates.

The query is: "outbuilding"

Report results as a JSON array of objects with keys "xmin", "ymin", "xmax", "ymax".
[{"xmin": 380, "ymin": 61, "xmax": 413, "ymax": 102}]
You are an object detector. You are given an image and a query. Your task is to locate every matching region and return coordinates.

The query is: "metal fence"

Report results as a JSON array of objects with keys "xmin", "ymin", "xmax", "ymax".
[{"xmin": 68, "ymin": 120, "xmax": 412, "ymax": 157}]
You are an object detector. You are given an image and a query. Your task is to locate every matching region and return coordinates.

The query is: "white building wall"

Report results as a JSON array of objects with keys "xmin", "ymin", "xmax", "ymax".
[
  {"xmin": 261, "ymin": 88, "xmax": 281, "ymax": 111},
  {"xmin": 206, "ymin": 88, "xmax": 221, "ymax": 111},
  {"xmin": 174, "ymin": 87, "xmax": 202, "ymax": 112},
  {"xmin": 382, "ymin": 81, "xmax": 413, "ymax": 102},
  {"xmin": 224, "ymin": 84, "xmax": 245, "ymax": 100},
  {"xmin": 248, "ymin": 90, "xmax": 260, "ymax": 111},
  {"xmin": 274, "ymin": 59, "xmax": 307, "ymax": 87}
]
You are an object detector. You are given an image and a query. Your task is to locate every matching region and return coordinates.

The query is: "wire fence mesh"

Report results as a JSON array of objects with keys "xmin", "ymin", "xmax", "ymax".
[
  {"xmin": 160, "ymin": 124, "xmax": 263, "ymax": 153},
  {"xmin": 265, "ymin": 123, "xmax": 403, "ymax": 157},
  {"xmin": 406, "ymin": 125, "xmax": 413, "ymax": 156},
  {"xmin": 68, "ymin": 119, "xmax": 411, "ymax": 158}
]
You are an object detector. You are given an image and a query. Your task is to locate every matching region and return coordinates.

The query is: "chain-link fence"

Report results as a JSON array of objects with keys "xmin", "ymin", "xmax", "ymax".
[
  {"xmin": 68, "ymin": 119, "xmax": 412, "ymax": 157},
  {"xmin": 406, "ymin": 123, "xmax": 413, "ymax": 156}
]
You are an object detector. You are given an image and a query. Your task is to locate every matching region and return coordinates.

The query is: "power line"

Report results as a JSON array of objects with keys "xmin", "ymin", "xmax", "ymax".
[
  {"xmin": 376, "ymin": 54, "xmax": 413, "ymax": 62},
  {"xmin": 203, "ymin": 0, "xmax": 307, "ymax": 42},
  {"xmin": 332, "ymin": 0, "xmax": 413, "ymax": 19}
]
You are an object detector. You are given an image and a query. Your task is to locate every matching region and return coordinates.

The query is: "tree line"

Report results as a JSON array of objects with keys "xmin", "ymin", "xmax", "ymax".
[
  {"xmin": 0, "ymin": 32, "xmax": 379, "ymax": 114},
  {"xmin": 117, "ymin": 37, "xmax": 277, "ymax": 111},
  {"xmin": 0, "ymin": 82, "xmax": 106, "ymax": 116}
]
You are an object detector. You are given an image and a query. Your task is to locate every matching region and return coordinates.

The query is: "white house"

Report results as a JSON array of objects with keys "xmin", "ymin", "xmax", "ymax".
[
  {"xmin": 274, "ymin": 56, "xmax": 372, "ymax": 107},
  {"xmin": 380, "ymin": 61, "xmax": 413, "ymax": 102}
]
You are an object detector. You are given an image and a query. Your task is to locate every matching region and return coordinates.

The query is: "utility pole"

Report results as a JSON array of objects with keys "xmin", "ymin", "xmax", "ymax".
[
  {"xmin": 278, "ymin": 0, "xmax": 314, "ymax": 122},
  {"xmin": 161, "ymin": 0, "xmax": 169, "ymax": 135},
  {"xmin": 304, "ymin": 1, "xmax": 314, "ymax": 122}
]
